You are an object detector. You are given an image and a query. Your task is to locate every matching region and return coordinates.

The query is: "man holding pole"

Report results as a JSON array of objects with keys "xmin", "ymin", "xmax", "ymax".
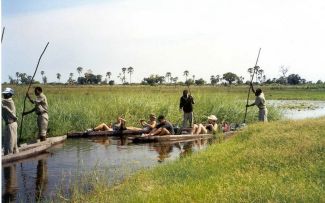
[
  {"xmin": 23, "ymin": 87, "xmax": 49, "ymax": 141},
  {"xmin": 246, "ymin": 83, "xmax": 268, "ymax": 122},
  {"xmin": 2, "ymin": 87, "xmax": 19, "ymax": 155},
  {"xmin": 180, "ymin": 89, "xmax": 195, "ymax": 128}
]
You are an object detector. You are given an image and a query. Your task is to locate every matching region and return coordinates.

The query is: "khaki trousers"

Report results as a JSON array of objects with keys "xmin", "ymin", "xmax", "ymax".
[
  {"xmin": 258, "ymin": 108, "xmax": 268, "ymax": 122},
  {"xmin": 4, "ymin": 122, "xmax": 19, "ymax": 155},
  {"xmin": 37, "ymin": 115, "xmax": 48, "ymax": 138}
]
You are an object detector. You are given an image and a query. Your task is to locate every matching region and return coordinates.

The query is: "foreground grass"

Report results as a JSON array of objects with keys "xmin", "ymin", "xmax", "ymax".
[{"xmin": 69, "ymin": 117, "xmax": 325, "ymax": 202}]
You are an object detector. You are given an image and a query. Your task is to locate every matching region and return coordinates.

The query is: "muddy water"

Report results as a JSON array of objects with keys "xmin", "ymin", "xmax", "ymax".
[{"xmin": 2, "ymin": 137, "xmax": 210, "ymax": 202}]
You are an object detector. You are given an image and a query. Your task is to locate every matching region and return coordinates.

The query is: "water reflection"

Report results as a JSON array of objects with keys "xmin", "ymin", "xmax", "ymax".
[
  {"xmin": 35, "ymin": 159, "xmax": 48, "ymax": 202},
  {"xmin": 2, "ymin": 164, "xmax": 17, "ymax": 203}
]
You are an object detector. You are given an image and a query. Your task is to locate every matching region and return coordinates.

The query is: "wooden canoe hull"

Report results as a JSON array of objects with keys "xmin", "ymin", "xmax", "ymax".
[
  {"xmin": 67, "ymin": 129, "xmax": 146, "ymax": 138},
  {"xmin": 130, "ymin": 134, "xmax": 213, "ymax": 143},
  {"xmin": 2, "ymin": 135, "xmax": 67, "ymax": 164}
]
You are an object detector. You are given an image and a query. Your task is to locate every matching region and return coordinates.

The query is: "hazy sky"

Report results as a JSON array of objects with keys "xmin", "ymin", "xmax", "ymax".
[{"xmin": 2, "ymin": 0, "xmax": 325, "ymax": 83}]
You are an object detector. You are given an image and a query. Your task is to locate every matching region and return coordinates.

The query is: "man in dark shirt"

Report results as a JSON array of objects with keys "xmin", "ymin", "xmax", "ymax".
[
  {"xmin": 146, "ymin": 115, "xmax": 174, "ymax": 136},
  {"xmin": 179, "ymin": 89, "xmax": 195, "ymax": 128}
]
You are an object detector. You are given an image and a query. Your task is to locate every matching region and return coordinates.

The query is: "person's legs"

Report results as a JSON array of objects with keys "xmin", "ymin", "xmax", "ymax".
[
  {"xmin": 4, "ymin": 125, "xmax": 12, "ymax": 155},
  {"xmin": 259, "ymin": 109, "xmax": 267, "ymax": 122},
  {"xmin": 10, "ymin": 122, "xmax": 19, "ymax": 153},
  {"xmin": 189, "ymin": 112, "xmax": 193, "ymax": 128},
  {"xmin": 158, "ymin": 128, "xmax": 171, "ymax": 136},
  {"xmin": 38, "ymin": 116, "xmax": 48, "ymax": 141},
  {"xmin": 182, "ymin": 112, "xmax": 187, "ymax": 128},
  {"xmin": 192, "ymin": 124, "xmax": 199, "ymax": 134},
  {"xmin": 151, "ymin": 128, "xmax": 162, "ymax": 136},
  {"xmin": 197, "ymin": 124, "xmax": 207, "ymax": 134},
  {"xmin": 94, "ymin": 123, "xmax": 111, "ymax": 131}
]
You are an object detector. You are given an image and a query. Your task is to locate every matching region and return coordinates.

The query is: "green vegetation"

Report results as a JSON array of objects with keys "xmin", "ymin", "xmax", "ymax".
[
  {"xmin": 5, "ymin": 85, "xmax": 325, "ymax": 142},
  {"xmin": 68, "ymin": 117, "xmax": 325, "ymax": 202}
]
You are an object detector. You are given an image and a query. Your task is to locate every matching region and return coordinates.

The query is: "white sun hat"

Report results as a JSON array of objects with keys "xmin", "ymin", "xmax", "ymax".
[
  {"xmin": 2, "ymin": 87, "xmax": 14, "ymax": 95},
  {"xmin": 207, "ymin": 115, "xmax": 218, "ymax": 121}
]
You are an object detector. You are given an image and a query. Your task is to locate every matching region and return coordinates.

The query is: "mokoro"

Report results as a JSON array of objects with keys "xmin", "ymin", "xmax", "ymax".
[
  {"xmin": 67, "ymin": 129, "xmax": 146, "ymax": 138},
  {"xmin": 2, "ymin": 135, "xmax": 67, "ymax": 164},
  {"xmin": 130, "ymin": 134, "xmax": 214, "ymax": 143}
]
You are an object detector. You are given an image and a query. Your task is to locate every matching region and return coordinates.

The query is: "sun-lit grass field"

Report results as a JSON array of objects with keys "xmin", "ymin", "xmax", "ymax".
[{"xmin": 68, "ymin": 116, "xmax": 325, "ymax": 203}]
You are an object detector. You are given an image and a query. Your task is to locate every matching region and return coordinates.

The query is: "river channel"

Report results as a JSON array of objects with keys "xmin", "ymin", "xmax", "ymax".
[{"xmin": 2, "ymin": 100, "xmax": 325, "ymax": 202}]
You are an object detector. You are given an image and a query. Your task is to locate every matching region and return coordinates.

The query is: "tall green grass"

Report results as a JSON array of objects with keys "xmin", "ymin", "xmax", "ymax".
[
  {"xmin": 68, "ymin": 117, "xmax": 325, "ymax": 202},
  {"xmin": 5, "ymin": 85, "xmax": 285, "ymax": 142}
]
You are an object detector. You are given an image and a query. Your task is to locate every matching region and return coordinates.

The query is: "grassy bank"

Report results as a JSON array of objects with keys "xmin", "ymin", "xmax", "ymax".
[
  {"xmin": 69, "ymin": 117, "xmax": 325, "ymax": 202},
  {"xmin": 5, "ymin": 85, "xmax": 286, "ymax": 141}
]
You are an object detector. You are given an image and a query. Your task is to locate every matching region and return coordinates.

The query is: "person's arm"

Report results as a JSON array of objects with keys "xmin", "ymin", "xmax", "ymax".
[
  {"xmin": 2, "ymin": 105, "xmax": 18, "ymax": 121},
  {"xmin": 190, "ymin": 96, "xmax": 195, "ymax": 104},
  {"xmin": 179, "ymin": 97, "xmax": 184, "ymax": 111},
  {"xmin": 26, "ymin": 93, "xmax": 35, "ymax": 104},
  {"xmin": 145, "ymin": 120, "xmax": 156, "ymax": 129},
  {"xmin": 23, "ymin": 108, "xmax": 36, "ymax": 116}
]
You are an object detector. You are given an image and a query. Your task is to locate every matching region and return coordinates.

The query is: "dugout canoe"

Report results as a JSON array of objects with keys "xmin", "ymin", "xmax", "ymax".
[
  {"xmin": 67, "ymin": 129, "xmax": 146, "ymax": 138},
  {"xmin": 130, "ymin": 134, "xmax": 214, "ymax": 143},
  {"xmin": 2, "ymin": 135, "xmax": 67, "ymax": 164}
]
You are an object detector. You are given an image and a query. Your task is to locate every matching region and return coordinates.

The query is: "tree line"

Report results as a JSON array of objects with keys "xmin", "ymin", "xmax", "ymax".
[{"xmin": 7, "ymin": 65, "xmax": 324, "ymax": 86}]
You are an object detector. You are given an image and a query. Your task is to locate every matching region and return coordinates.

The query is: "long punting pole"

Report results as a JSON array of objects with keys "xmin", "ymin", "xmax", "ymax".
[
  {"xmin": 19, "ymin": 42, "xmax": 50, "ymax": 144},
  {"xmin": 243, "ymin": 48, "xmax": 261, "ymax": 124}
]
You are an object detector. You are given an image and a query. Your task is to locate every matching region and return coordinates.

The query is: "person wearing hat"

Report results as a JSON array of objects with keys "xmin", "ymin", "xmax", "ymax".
[
  {"xmin": 23, "ymin": 87, "xmax": 49, "ymax": 141},
  {"xmin": 145, "ymin": 115, "xmax": 175, "ymax": 136},
  {"xmin": 180, "ymin": 89, "xmax": 195, "ymax": 128},
  {"xmin": 246, "ymin": 83, "xmax": 268, "ymax": 122},
  {"xmin": 192, "ymin": 115, "xmax": 218, "ymax": 135},
  {"xmin": 2, "ymin": 87, "xmax": 19, "ymax": 155}
]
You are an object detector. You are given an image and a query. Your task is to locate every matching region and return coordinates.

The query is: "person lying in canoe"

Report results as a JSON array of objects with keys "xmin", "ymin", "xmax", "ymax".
[
  {"xmin": 145, "ymin": 115, "xmax": 175, "ymax": 136},
  {"xmin": 192, "ymin": 115, "xmax": 218, "ymax": 135},
  {"xmin": 91, "ymin": 116, "xmax": 126, "ymax": 132}
]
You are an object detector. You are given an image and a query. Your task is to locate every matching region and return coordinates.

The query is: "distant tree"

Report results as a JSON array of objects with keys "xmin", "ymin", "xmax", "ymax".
[
  {"xmin": 142, "ymin": 75, "xmax": 165, "ymax": 86},
  {"xmin": 77, "ymin": 67, "xmax": 83, "ymax": 77},
  {"xmin": 15, "ymin": 72, "xmax": 20, "ymax": 84},
  {"xmin": 279, "ymin": 65, "xmax": 289, "ymax": 84},
  {"xmin": 106, "ymin": 72, "xmax": 111, "ymax": 81},
  {"xmin": 69, "ymin": 73, "xmax": 74, "ymax": 78},
  {"xmin": 222, "ymin": 72, "xmax": 239, "ymax": 85},
  {"xmin": 117, "ymin": 73, "xmax": 124, "ymax": 84},
  {"xmin": 42, "ymin": 76, "xmax": 47, "ymax": 84},
  {"xmin": 165, "ymin": 72, "xmax": 172, "ymax": 83},
  {"xmin": 127, "ymin": 66, "xmax": 134, "ymax": 84},
  {"xmin": 108, "ymin": 80, "xmax": 115, "ymax": 85},
  {"xmin": 287, "ymin": 74, "xmax": 302, "ymax": 85},
  {"xmin": 276, "ymin": 76, "xmax": 287, "ymax": 85},
  {"xmin": 192, "ymin": 75, "xmax": 195, "ymax": 81},
  {"xmin": 316, "ymin": 80, "xmax": 323, "ymax": 84},
  {"xmin": 41, "ymin": 70, "xmax": 45, "ymax": 77},
  {"xmin": 122, "ymin": 67, "xmax": 127, "ymax": 82},
  {"xmin": 183, "ymin": 70, "xmax": 189, "ymax": 82},
  {"xmin": 173, "ymin": 77, "xmax": 178, "ymax": 84},
  {"xmin": 210, "ymin": 75, "xmax": 217, "ymax": 86},
  {"xmin": 237, "ymin": 76, "xmax": 245, "ymax": 84},
  {"xmin": 195, "ymin": 78, "xmax": 206, "ymax": 85},
  {"xmin": 9, "ymin": 76, "xmax": 16, "ymax": 84},
  {"xmin": 185, "ymin": 79, "xmax": 195, "ymax": 86},
  {"xmin": 56, "ymin": 73, "xmax": 61, "ymax": 82}
]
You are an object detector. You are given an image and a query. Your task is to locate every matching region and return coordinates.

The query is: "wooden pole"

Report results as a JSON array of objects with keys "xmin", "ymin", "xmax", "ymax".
[
  {"xmin": 1, "ymin": 27, "xmax": 5, "ymax": 43},
  {"xmin": 19, "ymin": 42, "xmax": 50, "ymax": 144},
  {"xmin": 243, "ymin": 48, "xmax": 261, "ymax": 124}
]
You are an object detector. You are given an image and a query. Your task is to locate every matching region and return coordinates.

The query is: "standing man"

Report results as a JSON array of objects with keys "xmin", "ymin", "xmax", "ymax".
[
  {"xmin": 2, "ymin": 87, "xmax": 19, "ymax": 155},
  {"xmin": 246, "ymin": 83, "xmax": 268, "ymax": 122},
  {"xmin": 23, "ymin": 87, "xmax": 49, "ymax": 141},
  {"xmin": 179, "ymin": 89, "xmax": 195, "ymax": 128}
]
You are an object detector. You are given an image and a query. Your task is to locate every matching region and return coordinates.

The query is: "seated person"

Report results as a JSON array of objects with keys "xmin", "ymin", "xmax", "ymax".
[
  {"xmin": 140, "ymin": 114, "xmax": 157, "ymax": 132},
  {"xmin": 146, "ymin": 115, "xmax": 174, "ymax": 136},
  {"xmin": 192, "ymin": 115, "xmax": 218, "ymax": 135}
]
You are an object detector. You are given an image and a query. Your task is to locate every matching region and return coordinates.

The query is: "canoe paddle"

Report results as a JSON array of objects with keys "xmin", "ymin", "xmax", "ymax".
[{"xmin": 243, "ymin": 48, "xmax": 261, "ymax": 124}]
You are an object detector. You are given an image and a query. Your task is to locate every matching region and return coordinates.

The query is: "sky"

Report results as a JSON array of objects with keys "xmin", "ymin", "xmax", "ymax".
[{"xmin": 1, "ymin": 0, "xmax": 325, "ymax": 83}]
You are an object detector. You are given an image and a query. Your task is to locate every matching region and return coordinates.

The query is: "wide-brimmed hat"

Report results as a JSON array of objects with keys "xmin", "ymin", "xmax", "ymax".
[
  {"xmin": 2, "ymin": 87, "xmax": 14, "ymax": 95},
  {"xmin": 149, "ymin": 114, "xmax": 156, "ymax": 119},
  {"xmin": 207, "ymin": 115, "xmax": 218, "ymax": 121}
]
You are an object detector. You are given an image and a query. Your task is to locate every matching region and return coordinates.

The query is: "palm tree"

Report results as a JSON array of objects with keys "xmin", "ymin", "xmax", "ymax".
[
  {"xmin": 127, "ymin": 66, "xmax": 134, "ymax": 84},
  {"xmin": 15, "ymin": 72, "xmax": 20, "ymax": 84},
  {"xmin": 56, "ymin": 73, "xmax": 61, "ymax": 82},
  {"xmin": 216, "ymin": 75, "xmax": 220, "ymax": 84},
  {"xmin": 106, "ymin": 72, "xmax": 111, "ymax": 81},
  {"xmin": 192, "ymin": 75, "xmax": 195, "ymax": 81},
  {"xmin": 77, "ymin": 67, "xmax": 83, "ymax": 77},
  {"xmin": 165, "ymin": 72, "xmax": 171, "ymax": 83},
  {"xmin": 41, "ymin": 70, "xmax": 45, "ymax": 78},
  {"xmin": 69, "ymin": 72, "xmax": 74, "ymax": 78},
  {"xmin": 183, "ymin": 70, "xmax": 189, "ymax": 82},
  {"xmin": 122, "ymin": 67, "xmax": 127, "ymax": 83}
]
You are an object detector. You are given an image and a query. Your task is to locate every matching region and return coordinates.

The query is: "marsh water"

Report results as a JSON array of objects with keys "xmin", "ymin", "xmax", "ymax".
[{"xmin": 2, "ymin": 100, "xmax": 325, "ymax": 202}]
